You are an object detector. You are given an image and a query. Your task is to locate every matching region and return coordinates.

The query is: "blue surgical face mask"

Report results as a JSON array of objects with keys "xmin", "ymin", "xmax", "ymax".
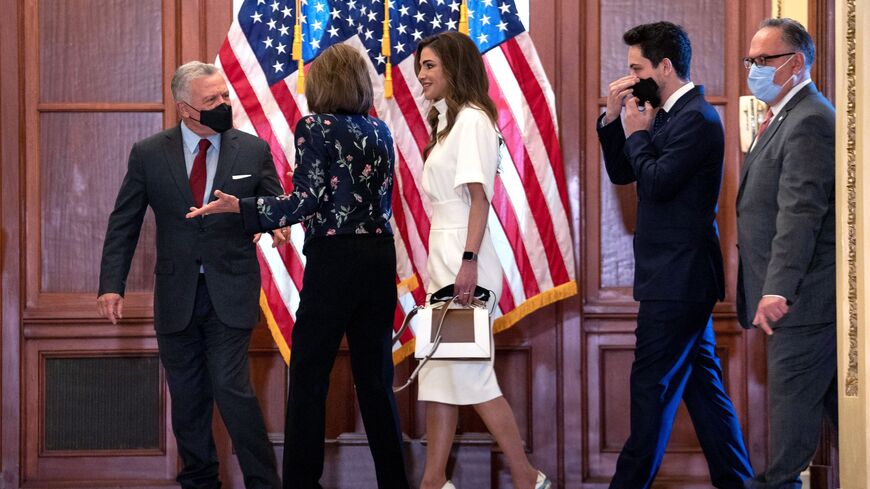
[{"xmin": 747, "ymin": 55, "xmax": 795, "ymax": 103}]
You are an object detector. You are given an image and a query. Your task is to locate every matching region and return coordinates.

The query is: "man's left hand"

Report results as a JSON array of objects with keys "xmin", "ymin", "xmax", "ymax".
[
  {"xmin": 623, "ymin": 97, "xmax": 655, "ymax": 137},
  {"xmin": 752, "ymin": 296, "xmax": 789, "ymax": 336}
]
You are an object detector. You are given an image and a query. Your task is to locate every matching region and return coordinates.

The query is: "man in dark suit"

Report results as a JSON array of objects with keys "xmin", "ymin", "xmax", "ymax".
[
  {"xmin": 737, "ymin": 19, "xmax": 836, "ymax": 489},
  {"xmin": 597, "ymin": 22, "xmax": 753, "ymax": 489},
  {"xmin": 98, "ymin": 61, "xmax": 284, "ymax": 489}
]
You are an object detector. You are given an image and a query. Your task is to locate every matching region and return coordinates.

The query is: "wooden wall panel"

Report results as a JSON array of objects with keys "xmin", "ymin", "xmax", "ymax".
[
  {"xmin": 0, "ymin": 0, "xmax": 23, "ymax": 484},
  {"xmin": 39, "ymin": 112, "xmax": 160, "ymax": 293},
  {"xmin": 23, "ymin": 0, "xmax": 173, "ymax": 321},
  {"xmin": 22, "ymin": 334, "xmax": 176, "ymax": 484},
  {"xmin": 39, "ymin": 0, "xmax": 164, "ymax": 104},
  {"xmin": 249, "ymin": 337, "xmax": 290, "ymax": 434},
  {"xmin": 599, "ymin": 154, "xmax": 635, "ymax": 289},
  {"xmin": 584, "ymin": 320, "xmax": 748, "ymax": 485},
  {"xmin": 17, "ymin": 0, "xmax": 182, "ymax": 486},
  {"xmin": 325, "ymin": 352, "xmax": 359, "ymax": 438}
]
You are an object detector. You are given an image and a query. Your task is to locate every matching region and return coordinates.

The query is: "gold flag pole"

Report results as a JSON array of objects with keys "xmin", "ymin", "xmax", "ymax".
[
  {"xmin": 292, "ymin": 0, "xmax": 304, "ymax": 93},
  {"xmin": 382, "ymin": 0, "xmax": 393, "ymax": 98},
  {"xmin": 459, "ymin": 0, "xmax": 469, "ymax": 35}
]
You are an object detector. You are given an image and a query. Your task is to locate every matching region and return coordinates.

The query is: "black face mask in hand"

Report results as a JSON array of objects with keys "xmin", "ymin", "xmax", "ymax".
[
  {"xmin": 631, "ymin": 77, "xmax": 662, "ymax": 108},
  {"xmin": 186, "ymin": 102, "xmax": 234, "ymax": 133}
]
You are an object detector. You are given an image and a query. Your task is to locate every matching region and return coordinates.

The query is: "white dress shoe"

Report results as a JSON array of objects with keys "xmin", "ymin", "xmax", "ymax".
[
  {"xmin": 535, "ymin": 471, "xmax": 552, "ymax": 489},
  {"xmin": 441, "ymin": 482, "xmax": 457, "ymax": 489}
]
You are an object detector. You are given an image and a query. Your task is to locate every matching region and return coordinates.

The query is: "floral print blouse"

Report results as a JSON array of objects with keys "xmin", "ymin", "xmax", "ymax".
[{"xmin": 239, "ymin": 114, "xmax": 394, "ymax": 243}]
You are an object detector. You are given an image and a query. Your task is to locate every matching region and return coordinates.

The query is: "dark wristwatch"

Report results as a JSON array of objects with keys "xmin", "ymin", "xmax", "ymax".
[{"xmin": 462, "ymin": 251, "xmax": 478, "ymax": 262}]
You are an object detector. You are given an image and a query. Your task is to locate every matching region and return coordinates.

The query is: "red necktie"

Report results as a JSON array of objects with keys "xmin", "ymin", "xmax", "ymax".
[
  {"xmin": 189, "ymin": 139, "xmax": 211, "ymax": 208},
  {"xmin": 755, "ymin": 109, "xmax": 774, "ymax": 142}
]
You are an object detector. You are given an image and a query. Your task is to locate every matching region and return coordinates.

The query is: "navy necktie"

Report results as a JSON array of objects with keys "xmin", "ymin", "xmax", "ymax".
[{"xmin": 652, "ymin": 109, "xmax": 669, "ymax": 135}]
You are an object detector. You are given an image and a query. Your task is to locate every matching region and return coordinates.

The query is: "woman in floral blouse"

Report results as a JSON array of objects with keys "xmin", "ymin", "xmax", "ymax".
[{"xmin": 187, "ymin": 44, "xmax": 409, "ymax": 489}]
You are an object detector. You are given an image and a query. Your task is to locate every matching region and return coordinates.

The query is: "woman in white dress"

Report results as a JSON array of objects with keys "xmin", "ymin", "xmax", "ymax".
[{"xmin": 414, "ymin": 32, "xmax": 551, "ymax": 489}]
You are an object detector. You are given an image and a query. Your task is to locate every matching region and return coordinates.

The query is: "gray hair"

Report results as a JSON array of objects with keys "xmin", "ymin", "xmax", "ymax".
[
  {"xmin": 760, "ymin": 17, "xmax": 816, "ymax": 68},
  {"xmin": 171, "ymin": 61, "xmax": 220, "ymax": 102}
]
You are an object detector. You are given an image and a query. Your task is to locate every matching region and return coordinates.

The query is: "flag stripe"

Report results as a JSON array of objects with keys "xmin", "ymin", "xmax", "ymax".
[
  {"xmin": 485, "ymin": 46, "xmax": 575, "ymax": 275},
  {"xmin": 498, "ymin": 275, "xmax": 516, "ymax": 315},
  {"xmin": 395, "ymin": 151, "xmax": 431, "ymax": 253},
  {"xmin": 389, "ymin": 179, "xmax": 428, "ymax": 302},
  {"xmin": 391, "ymin": 62, "xmax": 431, "ymax": 153},
  {"xmin": 491, "ymin": 179, "xmax": 541, "ymax": 298},
  {"xmin": 485, "ymin": 64, "xmax": 570, "ymax": 285},
  {"xmin": 275, "ymin": 236, "xmax": 306, "ymax": 289},
  {"xmin": 499, "ymin": 37, "xmax": 570, "ymax": 213},
  {"xmin": 219, "ymin": 40, "xmax": 293, "ymax": 174}
]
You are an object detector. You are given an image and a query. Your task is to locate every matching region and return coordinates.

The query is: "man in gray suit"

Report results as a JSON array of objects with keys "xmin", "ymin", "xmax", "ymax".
[
  {"xmin": 737, "ymin": 18, "xmax": 836, "ymax": 489},
  {"xmin": 98, "ymin": 61, "xmax": 284, "ymax": 489}
]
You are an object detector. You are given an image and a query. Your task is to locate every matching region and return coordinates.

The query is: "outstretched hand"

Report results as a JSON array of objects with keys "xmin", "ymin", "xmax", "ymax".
[{"xmin": 186, "ymin": 190, "xmax": 241, "ymax": 218}]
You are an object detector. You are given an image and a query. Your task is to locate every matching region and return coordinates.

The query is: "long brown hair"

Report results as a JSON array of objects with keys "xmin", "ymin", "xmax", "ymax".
[{"xmin": 414, "ymin": 32, "xmax": 499, "ymax": 157}]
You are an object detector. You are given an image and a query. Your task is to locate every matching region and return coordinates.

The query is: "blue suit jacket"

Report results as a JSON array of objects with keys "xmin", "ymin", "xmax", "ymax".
[{"xmin": 598, "ymin": 85, "xmax": 725, "ymax": 302}]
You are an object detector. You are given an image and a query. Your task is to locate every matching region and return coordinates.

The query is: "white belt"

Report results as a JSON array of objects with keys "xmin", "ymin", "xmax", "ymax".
[{"xmin": 429, "ymin": 200, "xmax": 470, "ymax": 230}]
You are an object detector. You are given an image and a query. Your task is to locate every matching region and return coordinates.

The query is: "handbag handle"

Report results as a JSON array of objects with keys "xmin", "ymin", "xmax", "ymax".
[{"xmin": 393, "ymin": 296, "xmax": 457, "ymax": 392}]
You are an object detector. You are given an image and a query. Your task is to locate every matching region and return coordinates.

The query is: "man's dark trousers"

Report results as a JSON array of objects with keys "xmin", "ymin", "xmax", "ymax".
[
  {"xmin": 609, "ymin": 300, "xmax": 754, "ymax": 489},
  {"xmin": 157, "ymin": 275, "xmax": 281, "ymax": 489}
]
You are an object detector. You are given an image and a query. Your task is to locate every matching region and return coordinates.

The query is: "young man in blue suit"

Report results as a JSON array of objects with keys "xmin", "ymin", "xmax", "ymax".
[{"xmin": 597, "ymin": 22, "xmax": 753, "ymax": 489}]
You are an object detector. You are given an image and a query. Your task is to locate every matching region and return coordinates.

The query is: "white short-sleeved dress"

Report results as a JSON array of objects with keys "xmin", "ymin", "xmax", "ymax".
[{"xmin": 417, "ymin": 100, "xmax": 504, "ymax": 405}]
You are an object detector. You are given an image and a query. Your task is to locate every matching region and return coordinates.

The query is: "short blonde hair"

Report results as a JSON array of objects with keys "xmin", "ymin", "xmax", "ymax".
[{"xmin": 305, "ymin": 44, "xmax": 373, "ymax": 115}]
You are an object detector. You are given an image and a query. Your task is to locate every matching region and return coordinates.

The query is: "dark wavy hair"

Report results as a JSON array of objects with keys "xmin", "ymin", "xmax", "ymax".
[
  {"xmin": 623, "ymin": 21, "xmax": 692, "ymax": 80},
  {"xmin": 414, "ymin": 32, "xmax": 499, "ymax": 157}
]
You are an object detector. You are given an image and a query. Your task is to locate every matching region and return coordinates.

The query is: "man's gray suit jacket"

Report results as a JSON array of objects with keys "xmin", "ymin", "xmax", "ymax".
[{"xmin": 736, "ymin": 82, "xmax": 835, "ymax": 329}]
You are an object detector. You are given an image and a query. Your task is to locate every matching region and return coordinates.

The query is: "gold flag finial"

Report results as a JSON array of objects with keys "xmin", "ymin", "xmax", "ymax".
[
  {"xmin": 382, "ymin": 0, "xmax": 393, "ymax": 98},
  {"xmin": 292, "ymin": 0, "xmax": 304, "ymax": 93},
  {"xmin": 459, "ymin": 0, "xmax": 469, "ymax": 35}
]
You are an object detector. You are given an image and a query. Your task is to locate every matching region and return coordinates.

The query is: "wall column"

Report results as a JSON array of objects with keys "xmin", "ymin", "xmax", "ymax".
[{"xmin": 836, "ymin": 0, "xmax": 870, "ymax": 486}]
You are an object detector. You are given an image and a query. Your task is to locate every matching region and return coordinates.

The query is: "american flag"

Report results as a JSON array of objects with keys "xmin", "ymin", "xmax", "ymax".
[{"xmin": 217, "ymin": 0, "xmax": 576, "ymax": 365}]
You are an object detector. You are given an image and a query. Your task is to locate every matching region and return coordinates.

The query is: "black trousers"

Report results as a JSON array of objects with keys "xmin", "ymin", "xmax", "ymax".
[
  {"xmin": 283, "ymin": 236, "xmax": 410, "ymax": 489},
  {"xmin": 156, "ymin": 275, "xmax": 281, "ymax": 489},
  {"xmin": 609, "ymin": 300, "xmax": 753, "ymax": 489}
]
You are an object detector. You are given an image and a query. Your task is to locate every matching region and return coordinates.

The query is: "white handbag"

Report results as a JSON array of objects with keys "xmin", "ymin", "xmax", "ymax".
[
  {"xmin": 392, "ymin": 286, "xmax": 494, "ymax": 392},
  {"xmin": 413, "ymin": 299, "xmax": 491, "ymax": 361}
]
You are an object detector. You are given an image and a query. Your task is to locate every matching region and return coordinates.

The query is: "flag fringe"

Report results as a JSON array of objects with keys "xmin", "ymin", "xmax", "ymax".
[
  {"xmin": 392, "ymin": 338, "xmax": 416, "ymax": 365},
  {"xmin": 397, "ymin": 274, "xmax": 419, "ymax": 296},
  {"xmin": 260, "ymin": 290, "xmax": 292, "ymax": 366},
  {"xmin": 493, "ymin": 281, "xmax": 577, "ymax": 334}
]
